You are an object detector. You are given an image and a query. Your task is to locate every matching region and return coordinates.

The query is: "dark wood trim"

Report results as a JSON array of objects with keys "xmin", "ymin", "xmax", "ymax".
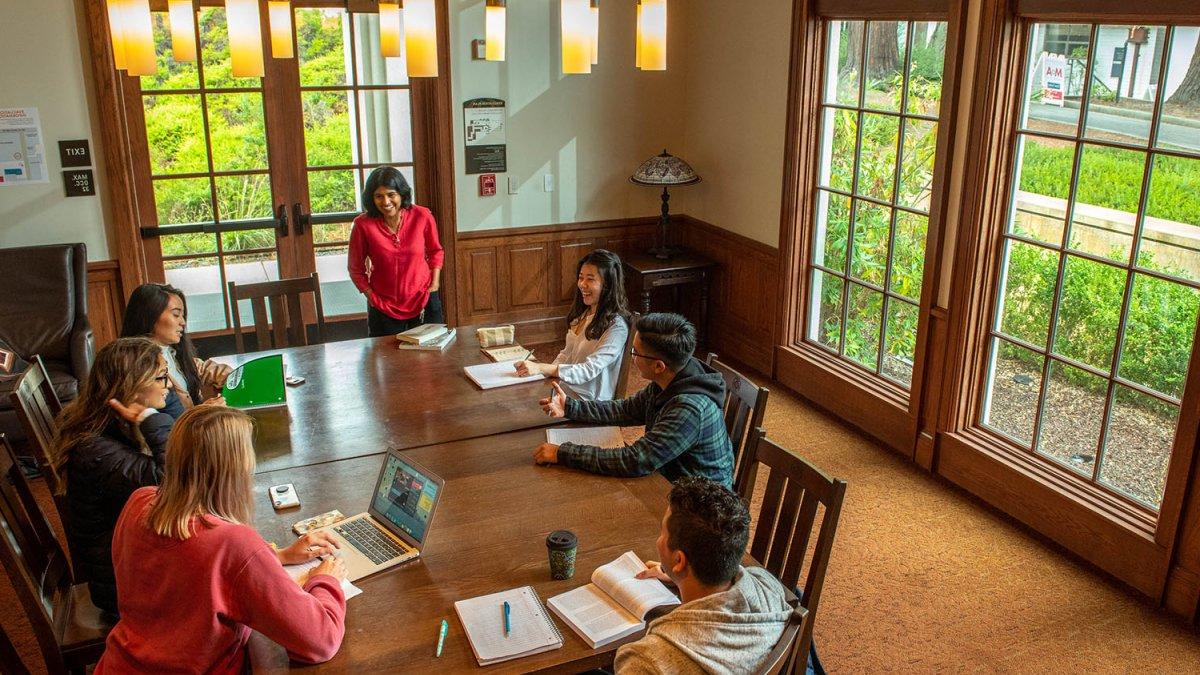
[
  {"xmin": 86, "ymin": 260, "xmax": 125, "ymax": 350},
  {"xmin": 1016, "ymin": 0, "xmax": 1200, "ymax": 22},
  {"xmin": 82, "ymin": 0, "xmax": 149, "ymax": 297},
  {"xmin": 815, "ymin": 0, "xmax": 951, "ymax": 20},
  {"xmin": 458, "ymin": 218, "xmax": 663, "ymax": 241}
]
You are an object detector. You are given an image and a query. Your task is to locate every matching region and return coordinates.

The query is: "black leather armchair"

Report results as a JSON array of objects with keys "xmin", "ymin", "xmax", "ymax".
[{"xmin": 0, "ymin": 244, "xmax": 95, "ymax": 448}]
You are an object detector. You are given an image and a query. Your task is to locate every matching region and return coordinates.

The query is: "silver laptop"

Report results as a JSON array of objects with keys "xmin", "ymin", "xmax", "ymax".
[{"xmin": 315, "ymin": 450, "xmax": 445, "ymax": 582}]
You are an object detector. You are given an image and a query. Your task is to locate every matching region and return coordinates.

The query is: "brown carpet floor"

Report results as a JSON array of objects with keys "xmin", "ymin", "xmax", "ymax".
[{"xmin": 4, "ymin": 344, "xmax": 1198, "ymax": 672}]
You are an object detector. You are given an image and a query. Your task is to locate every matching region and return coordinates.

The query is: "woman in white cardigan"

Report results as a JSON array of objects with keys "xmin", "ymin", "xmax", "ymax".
[{"xmin": 515, "ymin": 249, "xmax": 631, "ymax": 401}]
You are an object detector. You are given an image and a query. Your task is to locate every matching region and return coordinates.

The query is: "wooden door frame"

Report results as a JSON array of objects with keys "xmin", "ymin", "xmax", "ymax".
[{"xmin": 82, "ymin": 0, "xmax": 458, "ymax": 329}]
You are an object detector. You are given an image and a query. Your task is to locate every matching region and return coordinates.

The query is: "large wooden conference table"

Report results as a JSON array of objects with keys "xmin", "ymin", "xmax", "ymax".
[
  {"xmin": 249, "ymin": 427, "xmax": 673, "ymax": 673},
  {"xmin": 214, "ymin": 327, "xmax": 563, "ymax": 473}
]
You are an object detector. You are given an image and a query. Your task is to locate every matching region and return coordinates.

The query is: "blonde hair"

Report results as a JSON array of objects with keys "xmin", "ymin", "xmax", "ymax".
[
  {"xmin": 145, "ymin": 406, "xmax": 257, "ymax": 540},
  {"xmin": 51, "ymin": 337, "xmax": 163, "ymax": 493}
]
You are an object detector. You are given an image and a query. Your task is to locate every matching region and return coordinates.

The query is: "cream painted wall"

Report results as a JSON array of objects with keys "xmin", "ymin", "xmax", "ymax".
[
  {"xmin": 0, "ymin": 0, "xmax": 111, "ymax": 260},
  {"xmin": 677, "ymin": 0, "xmax": 792, "ymax": 248},
  {"xmin": 450, "ymin": 0, "xmax": 688, "ymax": 232}
]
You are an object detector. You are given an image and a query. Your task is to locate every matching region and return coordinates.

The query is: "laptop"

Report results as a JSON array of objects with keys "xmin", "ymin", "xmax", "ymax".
[{"xmin": 314, "ymin": 449, "xmax": 445, "ymax": 582}]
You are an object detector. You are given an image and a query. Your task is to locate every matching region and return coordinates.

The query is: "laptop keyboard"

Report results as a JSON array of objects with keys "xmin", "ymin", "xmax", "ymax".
[{"xmin": 334, "ymin": 519, "xmax": 413, "ymax": 565}]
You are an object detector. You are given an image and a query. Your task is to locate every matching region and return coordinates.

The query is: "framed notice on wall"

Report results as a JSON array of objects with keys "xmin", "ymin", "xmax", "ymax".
[
  {"xmin": 0, "ymin": 107, "xmax": 48, "ymax": 186},
  {"xmin": 463, "ymin": 98, "xmax": 507, "ymax": 174}
]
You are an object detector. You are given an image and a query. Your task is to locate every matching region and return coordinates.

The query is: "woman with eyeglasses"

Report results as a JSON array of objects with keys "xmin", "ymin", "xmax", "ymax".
[
  {"xmin": 50, "ymin": 337, "xmax": 179, "ymax": 615},
  {"xmin": 121, "ymin": 283, "xmax": 231, "ymax": 418}
]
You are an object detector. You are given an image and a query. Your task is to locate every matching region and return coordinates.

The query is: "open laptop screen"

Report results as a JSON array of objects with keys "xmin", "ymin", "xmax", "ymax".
[{"xmin": 370, "ymin": 454, "xmax": 440, "ymax": 544}]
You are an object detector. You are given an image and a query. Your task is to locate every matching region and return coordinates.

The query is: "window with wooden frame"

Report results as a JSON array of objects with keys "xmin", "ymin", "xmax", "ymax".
[
  {"xmin": 807, "ymin": 19, "xmax": 946, "ymax": 389},
  {"xmin": 980, "ymin": 21, "xmax": 1200, "ymax": 512}
]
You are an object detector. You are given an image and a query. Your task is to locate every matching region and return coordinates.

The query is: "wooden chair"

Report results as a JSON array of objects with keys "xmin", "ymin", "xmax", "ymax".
[
  {"xmin": 762, "ymin": 603, "xmax": 810, "ymax": 675},
  {"xmin": 228, "ymin": 272, "xmax": 326, "ymax": 353},
  {"xmin": 0, "ymin": 434, "xmax": 112, "ymax": 675},
  {"xmin": 705, "ymin": 353, "xmax": 770, "ymax": 497},
  {"xmin": 8, "ymin": 356, "xmax": 65, "ymax": 496},
  {"xmin": 614, "ymin": 312, "xmax": 640, "ymax": 397},
  {"xmin": 742, "ymin": 428, "xmax": 847, "ymax": 670}
]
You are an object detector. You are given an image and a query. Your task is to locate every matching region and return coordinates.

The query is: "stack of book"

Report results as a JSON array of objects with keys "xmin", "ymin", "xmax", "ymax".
[{"xmin": 396, "ymin": 324, "xmax": 457, "ymax": 352}]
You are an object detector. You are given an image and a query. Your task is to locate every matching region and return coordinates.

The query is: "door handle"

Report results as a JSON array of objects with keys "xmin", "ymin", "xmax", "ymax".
[
  {"xmin": 275, "ymin": 204, "xmax": 289, "ymax": 237},
  {"xmin": 292, "ymin": 203, "xmax": 310, "ymax": 236}
]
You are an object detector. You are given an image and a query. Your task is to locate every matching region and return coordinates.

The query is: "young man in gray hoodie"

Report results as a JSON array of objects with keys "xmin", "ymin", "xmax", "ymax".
[{"xmin": 614, "ymin": 476, "xmax": 797, "ymax": 674}]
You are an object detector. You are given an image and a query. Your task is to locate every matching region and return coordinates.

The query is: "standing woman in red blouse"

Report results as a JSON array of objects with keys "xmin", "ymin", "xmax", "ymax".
[{"xmin": 348, "ymin": 167, "xmax": 446, "ymax": 336}]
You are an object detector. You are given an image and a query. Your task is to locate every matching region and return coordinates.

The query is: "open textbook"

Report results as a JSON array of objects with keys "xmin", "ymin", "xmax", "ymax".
[
  {"xmin": 546, "ymin": 551, "xmax": 680, "ymax": 649},
  {"xmin": 546, "ymin": 426, "xmax": 625, "ymax": 448}
]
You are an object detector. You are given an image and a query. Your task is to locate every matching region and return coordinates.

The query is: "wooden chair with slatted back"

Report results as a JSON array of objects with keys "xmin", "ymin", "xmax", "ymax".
[
  {"xmin": 761, "ymin": 603, "xmax": 809, "ymax": 675},
  {"xmin": 0, "ymin": 434, "xmax": 112, "ymax": 675},
  {"xmin": 228, "ymin": 272, "xmax": 326, "ymax": 354},
  {"xmin": 742, "ymin": 428, "xmax": 846, "ymax": 670},
  {"xmin": 705, "ymin": 353, "xmax": 770, "ymax": 497},
  {"xmin": 613, "ymin": 312, "xmax": 640, "ymax": 398},
  {"xmin": 8, "ymin": 355, "xmax": 65, "ymax": 496},
  {"xmin": 0, "ymin": 619, "xmax": 32, "ymax": 675}
]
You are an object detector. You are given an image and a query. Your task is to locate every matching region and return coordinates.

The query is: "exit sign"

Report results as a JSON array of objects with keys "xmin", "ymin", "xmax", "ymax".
[{"xmin": 58, "ymin": 139, "xmax": 91, "ymax": 168}]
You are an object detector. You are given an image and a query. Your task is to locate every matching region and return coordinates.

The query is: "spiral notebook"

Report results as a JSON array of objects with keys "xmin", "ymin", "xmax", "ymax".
[{"xmin": 454, "ymin": 586, "xmax": 563, "ymax": 666}]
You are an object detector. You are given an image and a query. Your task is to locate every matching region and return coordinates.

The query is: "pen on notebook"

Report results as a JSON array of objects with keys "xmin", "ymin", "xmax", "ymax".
[
  {"xmin": 436, "ymin": 618, "xmax": 448, "ymax": 657},
  {"xmin": 502, "ymin": 600, "xmax": 511, "ymax": 636}
]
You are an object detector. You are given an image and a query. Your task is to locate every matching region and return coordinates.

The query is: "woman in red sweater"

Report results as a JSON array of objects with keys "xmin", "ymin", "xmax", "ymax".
[
  {"xmin": 96, "ymin": 406, "xmax": 348, "ymax": 673},
  {"xmin": 349, "ymin": 166, "xmax": 446, "ymax": 336}
]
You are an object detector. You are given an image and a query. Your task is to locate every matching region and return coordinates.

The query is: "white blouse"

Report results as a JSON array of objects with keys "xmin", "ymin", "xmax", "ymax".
[{"xmin": 553, "ymin": 312, "xmax": 629, "ymax": 401}]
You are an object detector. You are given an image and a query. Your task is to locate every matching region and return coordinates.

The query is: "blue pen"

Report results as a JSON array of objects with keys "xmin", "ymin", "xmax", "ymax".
[
  {"xmin": 503, "ymin": 600, "xmax": 511, "ymax": 636},
  {"xmin": 436, "ymin": 618, "xmax": 448, "ymax": 657}
]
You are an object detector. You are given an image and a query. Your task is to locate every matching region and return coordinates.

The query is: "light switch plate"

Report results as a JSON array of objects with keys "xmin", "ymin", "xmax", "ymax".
[
  {"xmin": 543, "ymin": 174, "xmax": 554, "ymax": 192},
  {"xmin": 508, "ymin": 176, "xmax": 519, "ymax": 194}
]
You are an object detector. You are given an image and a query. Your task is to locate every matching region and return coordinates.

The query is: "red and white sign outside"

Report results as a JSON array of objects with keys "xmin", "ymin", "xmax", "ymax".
[{"xmin": 1041, "ymin": 52, "xmax": 1067, "ymax": 107}]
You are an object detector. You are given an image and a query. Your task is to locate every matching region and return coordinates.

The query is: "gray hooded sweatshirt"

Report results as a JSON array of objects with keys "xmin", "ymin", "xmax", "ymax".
[{"xmin": 614, "ymin": 566, "xmax": 795, "ymax": 674}]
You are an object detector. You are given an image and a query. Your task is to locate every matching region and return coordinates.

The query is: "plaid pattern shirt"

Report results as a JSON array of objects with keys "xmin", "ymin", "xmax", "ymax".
[{"xmin": 557, "ymin": 372, "xmax": 734, "ymax": 488}]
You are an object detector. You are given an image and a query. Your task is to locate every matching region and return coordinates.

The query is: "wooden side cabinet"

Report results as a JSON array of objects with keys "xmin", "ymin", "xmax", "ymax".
[{"xmin": 622, "ymin": 249, "xmax": 716, "ymax": 345}]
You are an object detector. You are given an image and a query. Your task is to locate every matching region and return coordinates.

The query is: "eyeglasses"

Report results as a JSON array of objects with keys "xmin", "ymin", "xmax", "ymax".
[{"xmin": 630, "ymin": 348, "xmax": 660, "ymax": 362}]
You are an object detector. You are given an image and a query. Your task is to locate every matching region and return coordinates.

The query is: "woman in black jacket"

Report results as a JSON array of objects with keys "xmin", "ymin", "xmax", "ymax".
[{"xmin": 50, "ymin": 337, "xmax": 175, "ymax": 615}]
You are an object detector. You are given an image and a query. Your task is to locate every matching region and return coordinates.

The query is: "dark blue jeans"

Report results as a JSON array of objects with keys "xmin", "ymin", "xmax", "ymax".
[{"xmin": 366, "ymin": 291, "xmax": 443, "ymax": 337}]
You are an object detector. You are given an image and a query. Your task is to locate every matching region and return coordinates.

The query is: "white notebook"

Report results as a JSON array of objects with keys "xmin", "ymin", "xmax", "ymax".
[
  {"xmin": 283, "ymin": 558, "xmax": 363, "ymax": 601},
  {"xmin": 546, "ymin": 426, "xmax": 625, "ymax": 448},
  {"xmin": 454, "ymin": 585, "xmax": 563, "ymax": 666},
  {"xmin": 463, "ymin": 361, "xmax": 545, "ymax": 390},
  {"xmin": 547, "ymin": 551, "xmax": 680, "ymax": 649}
]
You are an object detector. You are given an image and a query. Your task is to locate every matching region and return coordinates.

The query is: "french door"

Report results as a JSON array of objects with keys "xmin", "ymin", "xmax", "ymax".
[{"xmin": 135, "ymin": 2, "xmax": 422, "ymax": 334}]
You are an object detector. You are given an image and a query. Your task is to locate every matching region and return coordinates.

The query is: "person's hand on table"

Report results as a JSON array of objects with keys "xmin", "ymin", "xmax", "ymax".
[
  {"xmin": 276, "ymin": 531, "xmax": 340, "ymax": 565},
  {"xmin": 108, "ymin": 398, "xmax": 148, "ymax": 424},
  {"xmin": 539, "ymin": 382, "xmax": 568, "ymax": 418},
  {"xmin": 636, "ymin": 560, "xmax": 673, "ymax": 584},
  {"xmin": 300, "ymin": 556, "xmax": 348, "ymax": 585},
  {"xmin": 533, "ymin": 442, "xmax": 560, "ymax": 465},
  {"xmin": 515, "ymin": 360, "xmax": 550, "ymax": 377}
]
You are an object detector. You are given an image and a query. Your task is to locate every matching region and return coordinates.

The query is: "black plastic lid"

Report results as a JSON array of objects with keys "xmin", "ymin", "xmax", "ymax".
[{"xmin": 546, "ymin": 530, "xmax": 578, "ymax": 550}]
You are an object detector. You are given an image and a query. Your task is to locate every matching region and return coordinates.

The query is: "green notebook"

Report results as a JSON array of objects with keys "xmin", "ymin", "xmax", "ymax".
[{"xmin": 221, "ymin": 354, "xmax": 287, "ymax": 410}]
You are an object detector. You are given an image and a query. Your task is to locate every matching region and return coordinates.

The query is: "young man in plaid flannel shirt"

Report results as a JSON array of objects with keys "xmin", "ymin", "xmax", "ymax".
[{"xmin": 532, "ymin": 312, "xmax": 734, "ymax": 488}]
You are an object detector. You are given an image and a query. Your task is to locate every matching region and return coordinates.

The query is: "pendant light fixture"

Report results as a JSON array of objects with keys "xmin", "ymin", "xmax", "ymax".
[
  {"xmin": 634, "ymin": 0, "xmax": 642, "ymax": 69},
  {"xmin": 106, "ymin": 0, "xmax": 128, "ymax": 71},
  {"xmin": 639, "ymin": 0, "xmax": 666, "ymax": 71},
  {"xmin": 226, "ymin": 0, "xmax": 265, "ymax": 78},
  {"xmin": 379, "ymin": 2, "xmax": 402, "ymax": 58},
  {"xmin": 267, "ymin": 1, "xmax": 294, "ymax": 59},
  {"xmin": 167, "ymin": 0, "xmax": 197, "ymax": 62},
  {"xmin": 560, "ymin": 0, "xmax": 591, "ymax": 74},
  {"xmin": 589, "ymin": 0, "xmax": 599, "ymax": 65},
  {"xmin": 485, "ymin": 0, "xmax": 506, "ymax": 62},
  {"xmin": 405, "ymin": 0, "xmax": 439, "ymax": 77},
  {"xmin": 118, "ymin": 0, "xmax": 157, "ymax": 76}
]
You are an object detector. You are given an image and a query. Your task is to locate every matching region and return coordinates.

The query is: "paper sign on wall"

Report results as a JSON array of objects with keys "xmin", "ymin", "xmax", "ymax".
[
  {"xmin": 1040, "ymin": 52, "xmax": 1066, "ymax": 107},
  {"xmin": 463, "ymin": 98, "xmax": 507, "ymax": 174},
  {"xmin": 0, "ymin": 108, "xmax": 48, "ymax": 186}
]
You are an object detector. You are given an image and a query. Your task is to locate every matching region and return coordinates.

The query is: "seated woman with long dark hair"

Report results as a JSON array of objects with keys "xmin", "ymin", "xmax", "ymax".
[
  {"xmin": 121, "ymin": 282, "xmax": 230, "ymax": 418},
  {"xmin": 51, "ymin": 337, "xmax": 175, "ymax": 614},
  {"xmin": 515, "ymin": 249, "xmax": 631, "ymax": 401},
  {"xmin": 96, "ymin": 406, "xmax": 347, "ymax": 673}
]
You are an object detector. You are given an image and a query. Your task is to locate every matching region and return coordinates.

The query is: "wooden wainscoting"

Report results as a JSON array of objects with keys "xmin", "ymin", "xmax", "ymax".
[
  {"xmin": 454, "ymin": 218, "xmax": 659, "ymax": 343},
  {"xmin": 87, "ymin": 260, "xmax": 125, "ymax": 350},
  {"xmin": 678, "ymin": 216, "xmax": 780, "ymax": 376}
]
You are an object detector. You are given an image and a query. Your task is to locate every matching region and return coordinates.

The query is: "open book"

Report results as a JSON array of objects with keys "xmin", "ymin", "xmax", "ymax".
[
  {"xmin": 481, "ymin": 344, "xmax": 534, "ymax": 362},
  {"xmin": 463, "ymin": 361, "xmax": 545, "ymax": 389},
  {"xmin": 283, "ymin": 558, "xmax": 363, "ymax": 601},
  {"xmin": 396, "ymin": 328, "xmax": 456, "ymax": 352},
  {"xmin": 547, "ymin": 551, "xmax": 680, "ymax": 649},
  {"xmin": 546, "ymin": 426, "xmax": 625, "ymax": 448}
]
